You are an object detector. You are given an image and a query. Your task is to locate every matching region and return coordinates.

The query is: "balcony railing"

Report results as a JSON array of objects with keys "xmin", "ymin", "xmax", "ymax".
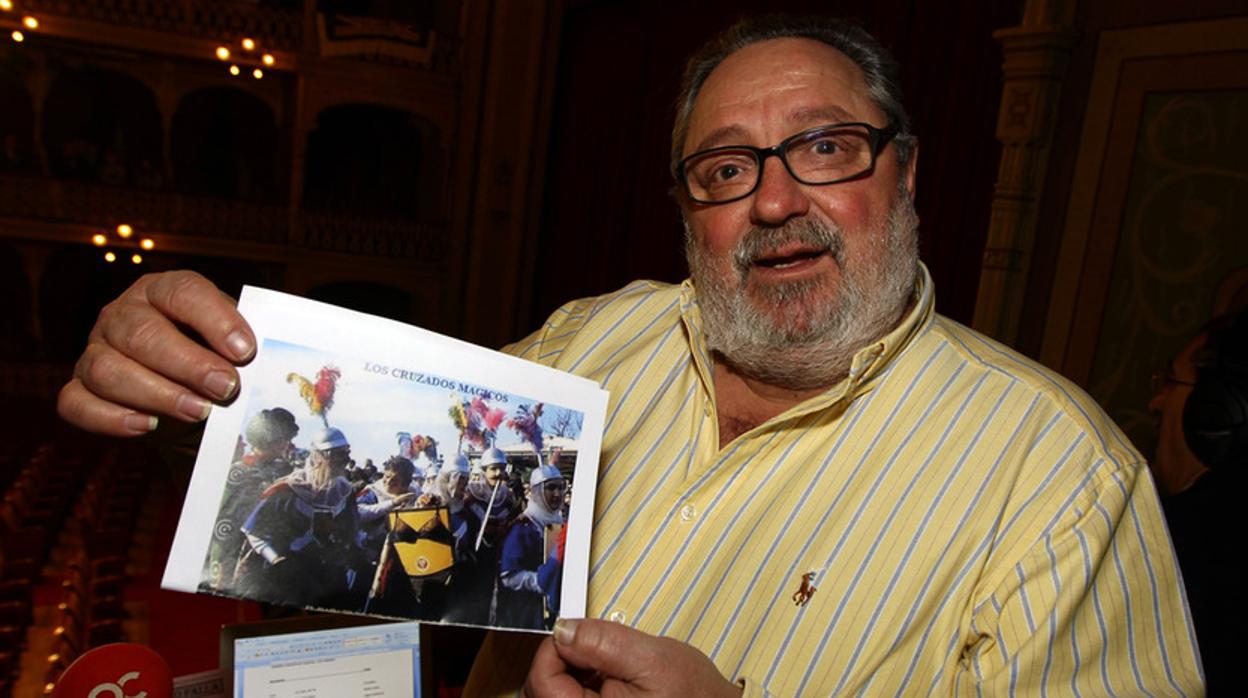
[
  {"xmin": 0, "ymin": 174, "xmax": 289, "ymax": 243},
  {"xmin": 0, "ymin": 174, "xmax": 447, "ymax": 261},
  {"xmin": 301, "ymin": 211, "xmax": 447, "ymax": 260},
  {"xmin": 22, "ymin": 0, "xmax": 463, "ymax": 73},
  {"xmin": 24, "ymin": 0, "xmax": 304, "ymax": 51}
]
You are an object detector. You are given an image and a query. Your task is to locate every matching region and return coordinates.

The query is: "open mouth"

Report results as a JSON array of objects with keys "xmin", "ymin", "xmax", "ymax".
[{"xmin": 750, "ymin": 245, "xmax": 829, "ymax": 270}]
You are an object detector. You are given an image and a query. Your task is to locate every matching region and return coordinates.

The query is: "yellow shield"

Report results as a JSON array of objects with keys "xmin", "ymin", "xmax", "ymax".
[{"xmin": 388, "ymin": 506, "xmax": 454, "ymax": 578}]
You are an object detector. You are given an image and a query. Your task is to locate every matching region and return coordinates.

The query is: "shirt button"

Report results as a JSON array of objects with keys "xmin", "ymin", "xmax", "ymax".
[
  {"xmin": 608, "ymin": 610, "xmax": 627, "ymax": 624},
  {"xmin": 703, "ymin": 403, "xmax": 712, "ymax": 417},
  {"xmin": 679, "ymin": 503, "xmax": 697, "ymax": 521}
]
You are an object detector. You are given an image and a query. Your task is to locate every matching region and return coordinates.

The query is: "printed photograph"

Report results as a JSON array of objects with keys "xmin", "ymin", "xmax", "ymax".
[{"xmin": 196, "ymin": 338, "xmax": 584, "ymax": 632}]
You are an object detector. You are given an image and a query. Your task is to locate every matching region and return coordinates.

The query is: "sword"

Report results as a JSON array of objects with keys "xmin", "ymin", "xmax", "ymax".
[{"xmin": 474, "ymin": 480, "xmax": 501, "ymax": 552}]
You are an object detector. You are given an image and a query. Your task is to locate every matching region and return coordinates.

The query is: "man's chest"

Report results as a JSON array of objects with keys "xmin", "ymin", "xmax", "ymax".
[{"xmin": 581, "ymin": 357, "xmax": 1031, "ymax": 693}]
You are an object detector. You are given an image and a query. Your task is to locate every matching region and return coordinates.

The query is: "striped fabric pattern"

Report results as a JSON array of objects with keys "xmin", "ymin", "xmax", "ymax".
[{"xmin": 475, "ymin": 265, "xmax": 1201, "ymax": 696}]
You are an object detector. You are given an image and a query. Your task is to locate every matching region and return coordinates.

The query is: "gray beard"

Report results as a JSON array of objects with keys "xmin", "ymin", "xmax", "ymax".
[{"xmin": 686, "ymin": 191, "xmax": 920, "ymax": 391}]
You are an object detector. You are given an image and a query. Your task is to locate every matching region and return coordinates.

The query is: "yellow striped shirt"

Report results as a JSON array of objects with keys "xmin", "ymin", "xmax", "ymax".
[{"xmin": 472, "ymin": 264, "xmax": 1201, "ymax": 696}]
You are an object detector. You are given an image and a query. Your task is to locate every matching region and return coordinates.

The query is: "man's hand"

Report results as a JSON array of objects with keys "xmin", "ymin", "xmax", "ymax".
[
  {"xmin": 57, "ymin": 271, "xmax": 256, "ymax": 436},
  {"xmin": 524, "ymin": 618, "xmax": 742, "ymax": 698},
  {"xmin": 391, "ymin": 493, "xmax": 418, "ymax": 507}
]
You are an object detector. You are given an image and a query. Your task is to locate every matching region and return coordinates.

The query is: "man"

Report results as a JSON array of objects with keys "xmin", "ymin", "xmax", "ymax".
[
  {"xmin": 424, "ymin": 453, "xmax": 473, "ymax": 547},
  {"xmin": 357, "ymin": 455, "xmax": 420, "ymax": 609},
  {"xmin": 356, "ymin": 454, "xmax": 421, "ymax": 556},
  {"xmin": 1147, "ymin": 309, "xmax": 1246, "ymax": 695},
  {"xmin": 475, "ymin": 17, "xmax": 1201, "ymax": 695},
  {"xmin": 361, "ymin": 454, "xmax": 457, "ymax": 619},
  {"xmin": 466, "ymin": 446, "xmax": 519, "ymax": 538},
  {"xmin": 424, "ymin": 453, "xmax": 490, "ymax": 625},
  {"xmin": 57, "ymin": 15, "xmax": 1200, "ymax": 696},
  {"xmin": 234, "ymin": 427, "xmax": 365, "ymax": 610},
  {"xmin": 497, "ymin": 464, "xmax": 567, "ymax": 630},
  {"xmin": 457, "ymin": 446, "xmax": 520, "ymax": 625},
  {"xmin": 201, "ymin": 406, "xmax": 298, "ymax": 591}
]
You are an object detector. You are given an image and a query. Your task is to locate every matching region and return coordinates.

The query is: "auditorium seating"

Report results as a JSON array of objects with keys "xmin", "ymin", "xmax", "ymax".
[{"xmin": 0, "ymin": 412, "xmax": 155, "ymax": 697}]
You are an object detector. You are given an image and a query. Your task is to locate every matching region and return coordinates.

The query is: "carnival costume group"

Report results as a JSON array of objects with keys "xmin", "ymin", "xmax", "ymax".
[{"xmin": 200, "ymin": 400, "xmax": 569, "ymax": 631}]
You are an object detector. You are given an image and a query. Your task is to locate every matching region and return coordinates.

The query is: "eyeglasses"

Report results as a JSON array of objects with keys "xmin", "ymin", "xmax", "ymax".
[
  {"xmin": 1150, "ymin": 370, "xmax": 1196, "ymax": 393},
  {"xmin": 677, "ymin": 122, "xmax": 898, "ymax": 205}
]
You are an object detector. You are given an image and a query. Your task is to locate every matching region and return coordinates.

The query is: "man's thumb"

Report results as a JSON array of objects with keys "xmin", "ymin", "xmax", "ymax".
[{"xmin": 552, "ymin": 618, "xmax": 654, "ymax": 682}]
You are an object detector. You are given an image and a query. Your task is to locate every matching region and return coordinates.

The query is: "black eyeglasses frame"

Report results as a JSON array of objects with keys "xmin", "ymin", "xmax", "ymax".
[{"xmin": 676, "ymin": 121, "xmax": 899, "ymax": 206}]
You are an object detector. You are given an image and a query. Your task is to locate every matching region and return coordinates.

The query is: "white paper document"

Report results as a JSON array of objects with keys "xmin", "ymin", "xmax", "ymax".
[{"xmin": 164, "ymin": 286, "xmax": 608, "ymax": 633}]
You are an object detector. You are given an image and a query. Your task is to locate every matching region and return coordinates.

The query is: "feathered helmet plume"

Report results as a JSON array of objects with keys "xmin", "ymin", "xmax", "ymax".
[
  {"xmin": 287, "ymin": 365, "xmax": 341, "ymax": 427},
  {"xmin": 470, "ymin": 397, "xmax": 507, "ymax": 448},
  {"xmin": 507, "ymin": 402, "xmax": 545, "ymax": 456},
  {"xmin": 411, "ymin": 434, "xmax": 439, "ymax": 462},
  {"xmin": 449, "ymin": 396, "xmax": 476, "ymax": 451}
]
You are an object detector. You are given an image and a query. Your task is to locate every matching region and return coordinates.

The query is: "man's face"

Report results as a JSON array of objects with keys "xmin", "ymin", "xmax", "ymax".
[
  {"xmin": 331, "ymin": 447, "xmax": 351, "ymax": 470},
  {"xmin": 253, "ymin": 435, "xmax": 295, "ymax": 460},
  {"xmin": 314, "ymin": 446, "xmax": 351, "ymax": 473},
  {"xmin": 484, "ymin": 463, "xmax": 505, "ymax": 486},
  {"xmin": 681, "ymin": 38, "xmax": 918, "ymax": 387},
  {"xmin": 539, "ymin": 479, "xmax": 567, "ymax": 511},
  {"xmin": 1148, "ymin": 335, "xmax": 1208, "ymax": 494},
  {"xmin": 446, "ymin": 472, "xmax": 468, "ymax": 500},
  {"xmin": 383, "ymin": 468, "xmax": 412, "ymax": 495}
]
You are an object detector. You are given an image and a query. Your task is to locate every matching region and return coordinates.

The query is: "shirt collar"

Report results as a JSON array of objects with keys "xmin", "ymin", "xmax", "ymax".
[{"xmin": 679, "ymin": 262, "xmax": 935, "ymax": 416}]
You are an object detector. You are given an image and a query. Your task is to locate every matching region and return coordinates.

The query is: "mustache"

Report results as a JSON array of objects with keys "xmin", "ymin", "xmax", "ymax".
[{"xmin": 732, "ymin": 217, "xmax": 844, "ymax": 276}]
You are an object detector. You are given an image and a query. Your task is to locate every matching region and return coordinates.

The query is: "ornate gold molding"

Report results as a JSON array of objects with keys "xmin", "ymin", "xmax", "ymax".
[{"xmin": 1039, "ymin": 17, "xmax": 1248, "ymax": 372}]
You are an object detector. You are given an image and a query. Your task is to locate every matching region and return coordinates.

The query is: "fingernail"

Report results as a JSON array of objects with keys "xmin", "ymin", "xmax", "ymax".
[
  {"xmin": 553, "ymin": 618, "xmax": 577, "ymax": 646},
  {"xmin": 176, "ymin": 393, "xmax": 212, "ymax": 421},
  {"xmin": 205, "ymin": 370, "xmax": 237, "ymax": 400},
  {"xmin": 124, "ymin": 414, "xmax": 158, "ymax": 433},
  {"xmin": 226, "ymin": 331, "xmax": 255, "ymax": 361}
]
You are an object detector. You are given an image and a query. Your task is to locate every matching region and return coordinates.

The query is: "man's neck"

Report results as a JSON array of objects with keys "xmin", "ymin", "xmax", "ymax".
[
  {"xmin": 712, "ymin": 358, "xmax": 841, "ymax": 449},
  {"xmin": 704, "ymin": 283, "xmax": 921, "ymax": 449}
]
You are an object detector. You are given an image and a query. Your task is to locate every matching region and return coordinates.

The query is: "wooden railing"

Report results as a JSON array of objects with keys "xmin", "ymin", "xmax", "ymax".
[
  {"xmin": 0, "ymin": 174, "xmax": 289, "ymax": 244},
  {"xmin": 22, "ymin": 0, "xmax": 464, "ymax": 72},
  {"xmin": 0, "ymin": 174, "xmax": 448, "ymax": 261},
  {"xmin": 23, "ymin": 0, "xmax": 304, "ymax": 51},
  {"xmin": 300, "ymin": 210, "xmax": 447, "ymax": 260}
]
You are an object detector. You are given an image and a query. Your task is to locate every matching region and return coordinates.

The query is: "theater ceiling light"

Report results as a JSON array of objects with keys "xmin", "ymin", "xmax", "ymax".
[
  {"xmin": 91, "ymin": 223, "xmax": 155, "ymax": 264},
  {"xmin": 1, "ymin": 1, "xmax": 39, "ymax": 44},
  {"xmin": 215, "ymin": 35, "xmax": 277, "ymax": 79}
]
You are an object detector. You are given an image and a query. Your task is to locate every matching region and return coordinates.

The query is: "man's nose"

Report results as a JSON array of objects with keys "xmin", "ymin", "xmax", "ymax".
[{"xmin": 750, "ymin": 157, "xmax": 810, "ymax": 225}]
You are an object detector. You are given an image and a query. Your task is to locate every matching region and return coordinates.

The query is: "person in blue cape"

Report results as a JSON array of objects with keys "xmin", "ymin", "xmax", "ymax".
[
  {"xmin": 234, "ymin": 426, "xmax": 365, "ymax": 610},
  {"xmin": 497, "ymin": 463, "xmax": 566, "ymax": 630}
]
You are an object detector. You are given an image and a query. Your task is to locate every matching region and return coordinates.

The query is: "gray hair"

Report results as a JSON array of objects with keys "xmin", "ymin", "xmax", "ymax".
[{"xmin": 670, "ymin": 15, "xmax": 915, "ymax": 179}]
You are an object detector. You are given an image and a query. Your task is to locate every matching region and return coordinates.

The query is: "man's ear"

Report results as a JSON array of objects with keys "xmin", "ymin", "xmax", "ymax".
[{"xmin": 903, "ymin": 139, "xmax": 918, "ymax": 200}]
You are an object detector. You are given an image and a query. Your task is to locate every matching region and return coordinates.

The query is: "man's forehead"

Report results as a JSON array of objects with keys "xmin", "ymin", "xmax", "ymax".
[
  {"xmin": 685, "ymin": 38, "xmax": 879, "ymax": 153},
  {"xmin": 691, "ymin": 105, "xmax": 859, "ymax": 154}
]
